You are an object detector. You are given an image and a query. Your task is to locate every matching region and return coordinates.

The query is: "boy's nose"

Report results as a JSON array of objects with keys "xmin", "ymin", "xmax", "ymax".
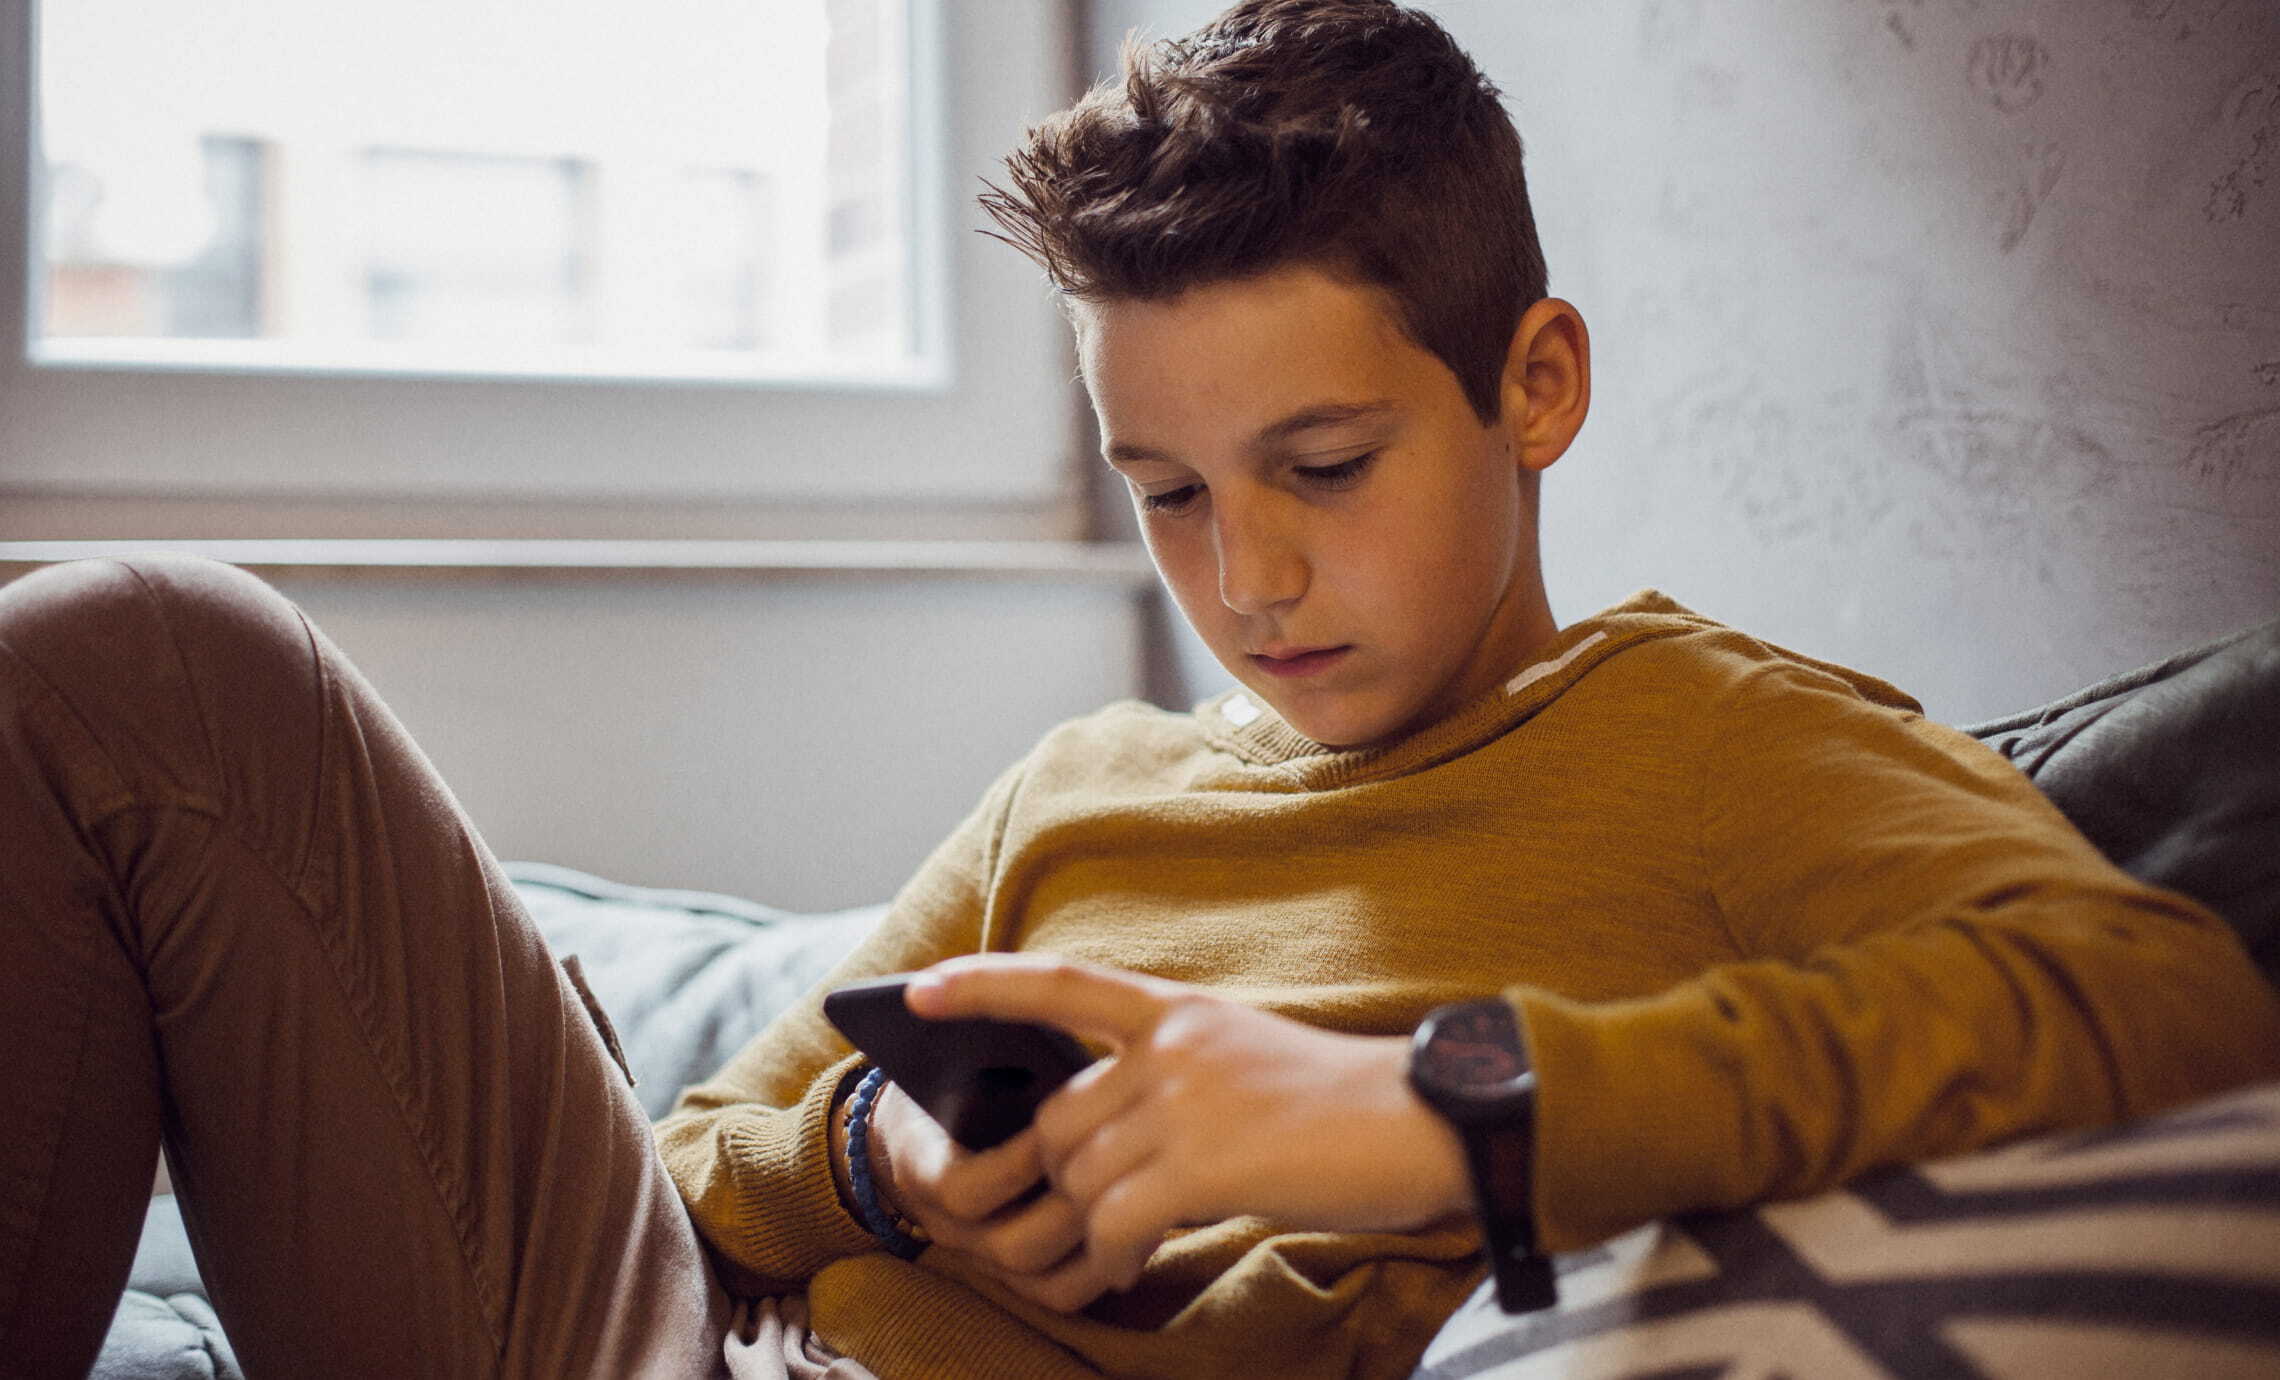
[{"xmin": 1212, "ymin": 497, "xmax": 1309, "ymax": 615}]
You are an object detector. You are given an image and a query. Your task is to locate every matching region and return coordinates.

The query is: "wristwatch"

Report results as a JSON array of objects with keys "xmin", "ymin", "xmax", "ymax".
[{"xmin": 1407, "ymin": 997, "xmax": 1558, "ymax": 1313}]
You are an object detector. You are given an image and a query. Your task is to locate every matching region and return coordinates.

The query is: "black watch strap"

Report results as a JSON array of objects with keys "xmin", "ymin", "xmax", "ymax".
[
  {"xmin": 1458, "ymin": 1082, "xmax": 1556, "ymax": 1312},
  {"xmin": 1409, "ymin": 998, "xmax": 1558, "ymax": 1314}
]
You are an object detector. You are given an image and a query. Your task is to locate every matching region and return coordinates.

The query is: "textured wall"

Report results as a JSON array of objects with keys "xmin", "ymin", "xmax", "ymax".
[{"xmin": 1087, "ymin": 0, "xmax": 2280, "ymax": 721}]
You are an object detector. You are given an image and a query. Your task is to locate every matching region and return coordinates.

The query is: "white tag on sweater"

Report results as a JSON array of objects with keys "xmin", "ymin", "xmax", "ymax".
[
  {"xmin": 1223, "ymin": 694, "xmax": 1262, "ymax": 727},
  {"xmin": 1505, "ymin": 630, "xmax": 1607, "ymax": 697}
]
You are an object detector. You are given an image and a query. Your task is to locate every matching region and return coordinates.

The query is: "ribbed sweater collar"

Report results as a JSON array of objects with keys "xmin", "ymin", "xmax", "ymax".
[{"xmin": 1192, "ymin": 588, "xmax": 1720, "ymax": 789}]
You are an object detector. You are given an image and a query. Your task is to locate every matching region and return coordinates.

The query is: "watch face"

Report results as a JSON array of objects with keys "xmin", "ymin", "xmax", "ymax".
[{"xmin": 1417, "ymin": 1003, "xmax": 1528, "ymax": 1093}]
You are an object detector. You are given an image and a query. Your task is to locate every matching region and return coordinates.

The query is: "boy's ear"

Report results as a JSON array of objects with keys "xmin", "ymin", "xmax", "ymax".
[{"xmin": 1499, "ymin": 298, "xmax": 1591, "ymax": 473}]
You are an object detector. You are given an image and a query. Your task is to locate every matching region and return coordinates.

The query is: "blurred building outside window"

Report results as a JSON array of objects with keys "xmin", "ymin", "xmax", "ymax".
[{"xmin": 33, "ymin": 0, "xmax": 925, "ymax": 384}]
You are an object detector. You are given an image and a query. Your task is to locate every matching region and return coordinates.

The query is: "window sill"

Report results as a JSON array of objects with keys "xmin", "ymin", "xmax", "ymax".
[{"xmin": 0, "ymin": 538, "xmax": 1158, "ymax": 586}]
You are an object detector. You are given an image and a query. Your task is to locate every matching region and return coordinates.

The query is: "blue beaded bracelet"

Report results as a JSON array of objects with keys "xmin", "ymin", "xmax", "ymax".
[{"xmin": 846, "ymin": 1066, "xmax": 928, "ymax": 1260}]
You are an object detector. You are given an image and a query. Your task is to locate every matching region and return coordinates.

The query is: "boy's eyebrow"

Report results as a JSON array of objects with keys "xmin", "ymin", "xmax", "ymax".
[{"xmin": 1104, "ymin": 399, "xmax": 1400, "ymax": 465}]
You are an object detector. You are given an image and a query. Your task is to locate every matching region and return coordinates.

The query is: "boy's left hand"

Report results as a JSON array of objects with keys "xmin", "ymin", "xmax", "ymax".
[{"xmin": 905, "ymin": 954, "xmax": 1474, "ymax": 1299}]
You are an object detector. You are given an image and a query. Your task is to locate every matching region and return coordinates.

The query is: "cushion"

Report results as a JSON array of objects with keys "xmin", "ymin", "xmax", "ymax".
[
  {"xmin": 504, "ymin": 859, "xmax": 881, "ymax": 1118},
  {"xmin": 1412, "ymin": 1078, "xmax": 2280, "ymax": 1378},
  {"xmin": 1959, "ymin": 618, "xmax": 2280, "ymax": 982},
  {"xmin": 93, "ymin": 1204, "xmax": 240, "ymax": 1380},
  {"xmin": 92, "ymin": 1288, "xmax": 240, "ymax": 1380}
]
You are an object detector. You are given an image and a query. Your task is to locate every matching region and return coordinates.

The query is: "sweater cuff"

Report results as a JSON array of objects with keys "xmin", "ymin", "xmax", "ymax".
[
  {"xmin": 1509, "ymin": 986, "xmax": 1747, "ymax": 1254},
  {"xmin": 656, "ymin": 1051, "xmax": 879, "ymax": 1288}
]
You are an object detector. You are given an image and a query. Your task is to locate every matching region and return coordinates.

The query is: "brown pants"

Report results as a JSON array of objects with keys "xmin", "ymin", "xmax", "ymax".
[{"xmin": 0, "ymin": 554, "xmax": 738, "ymax": 1378}]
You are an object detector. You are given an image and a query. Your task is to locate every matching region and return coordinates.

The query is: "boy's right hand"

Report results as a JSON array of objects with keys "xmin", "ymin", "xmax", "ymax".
[{"xmin": 861, "ymin": 1078, "xmax": 1124, "ymax": 1313}]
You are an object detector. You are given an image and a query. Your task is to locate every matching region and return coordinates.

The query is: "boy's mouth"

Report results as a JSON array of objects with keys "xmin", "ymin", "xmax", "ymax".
[{"xmin": 1250, "ymin": 645, "xmax": 1351, "ymax": 678}]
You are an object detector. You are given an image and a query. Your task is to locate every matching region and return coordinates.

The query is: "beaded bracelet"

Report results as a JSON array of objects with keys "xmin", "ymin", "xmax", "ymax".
[{"xmin": 845, "ymin": 1066, "xmax": 930, "ymax": 1260}]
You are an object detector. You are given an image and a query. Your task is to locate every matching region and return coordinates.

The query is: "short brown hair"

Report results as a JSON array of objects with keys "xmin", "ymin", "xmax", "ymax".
[{"xmin": 979, "ymin": 0, "xmax": 1547, "ymax": 424}]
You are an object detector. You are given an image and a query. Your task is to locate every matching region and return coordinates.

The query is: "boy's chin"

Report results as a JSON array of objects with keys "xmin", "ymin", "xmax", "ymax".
[{"xmin": 1251, "ymin": 690, "xmax": 1404, "ymax": 751}]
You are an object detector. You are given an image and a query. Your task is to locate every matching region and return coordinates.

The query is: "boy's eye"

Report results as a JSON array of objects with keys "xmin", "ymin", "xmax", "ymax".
[
  {"xmin": 1135, "ymin": 452, "xmax": 1375, "ymax": 515},
  {"xmin": 1296, "ymin": 452, "xmax": 1377, "ymax": 487},
  {"xmin": 1139, "ymin": 483, "xmax": 1203, "ymax": 513}
]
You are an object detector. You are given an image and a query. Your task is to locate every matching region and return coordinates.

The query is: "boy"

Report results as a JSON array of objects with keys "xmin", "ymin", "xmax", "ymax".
[
  {"xmin": 3, "ymin": 2, "xmax": 2271, "ymax": 1378},
  {"xmin": 655, "ymin": 2, "xmax": 2280, "ymax": 1377}
]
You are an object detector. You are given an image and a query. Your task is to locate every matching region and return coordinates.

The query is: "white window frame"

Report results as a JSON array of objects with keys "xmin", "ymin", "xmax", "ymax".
[{"xmin": 0, "ymin": 0, "xmax": 1083, "ymax": 527}]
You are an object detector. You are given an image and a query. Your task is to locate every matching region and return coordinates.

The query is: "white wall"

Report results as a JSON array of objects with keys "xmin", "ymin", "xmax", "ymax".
[
  {"xmin": 1089, "ymin": 0, "xmax": 2280, "ymax": 723},
  {"xmin": 252, "ymin": 568, "xmax": 1148, "ymax": 911}
]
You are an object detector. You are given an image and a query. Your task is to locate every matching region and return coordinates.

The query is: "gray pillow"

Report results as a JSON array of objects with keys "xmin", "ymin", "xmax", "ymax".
[
  {"xmin": 1962, "ymin": 619, "xmax": 2280, "ymax": 983},
  {"xmin": 506, "ymin": 859, "xmax": 880, "ymax": 1118},
  {"xmin": 94, "ymin": 1202, "xmax": 240, "ymax": 1380}
]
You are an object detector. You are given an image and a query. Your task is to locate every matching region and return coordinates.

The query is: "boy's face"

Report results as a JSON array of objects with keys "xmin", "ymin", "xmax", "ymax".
[{"xmin": 1078, "ymin": 264, "xmax": 1569, "ymax": 748}]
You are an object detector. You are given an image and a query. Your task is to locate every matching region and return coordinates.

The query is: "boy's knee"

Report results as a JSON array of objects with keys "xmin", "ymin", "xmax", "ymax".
[{"xmin": 0, "ymin": 553, "xmax": 315, "ymax": 699}]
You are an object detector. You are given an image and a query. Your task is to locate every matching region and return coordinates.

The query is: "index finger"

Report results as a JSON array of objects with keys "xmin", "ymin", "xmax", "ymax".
[
  {"xmin": 927, "ymin": 1123, "xmax": 1051, "ymax": 1225},
  {"xmin": 905, "ymin": 954, "xmax": 1173, "ymax": 1047}
]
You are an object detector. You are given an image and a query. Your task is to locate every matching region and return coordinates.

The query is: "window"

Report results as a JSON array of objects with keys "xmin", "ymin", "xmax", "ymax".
[
  {"xmin": 34, "ymin": 0, "xmax": 923, "ymax": 384},
  {"xmin": 0, "ymin": 1, "xmax": 1077, "ymax": 524}
]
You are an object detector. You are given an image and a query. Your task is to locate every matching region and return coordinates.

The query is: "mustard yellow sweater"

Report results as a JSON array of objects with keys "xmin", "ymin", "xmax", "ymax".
[{"xmin": 655, "ymin": 590, "xmax": 2280, "ymax": 1379}]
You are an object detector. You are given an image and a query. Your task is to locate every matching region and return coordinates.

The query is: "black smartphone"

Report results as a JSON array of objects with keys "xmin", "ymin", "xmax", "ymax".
[{"xmin": 822, "ymin": 973, "xmax": 1097, "ymax": 1151}]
